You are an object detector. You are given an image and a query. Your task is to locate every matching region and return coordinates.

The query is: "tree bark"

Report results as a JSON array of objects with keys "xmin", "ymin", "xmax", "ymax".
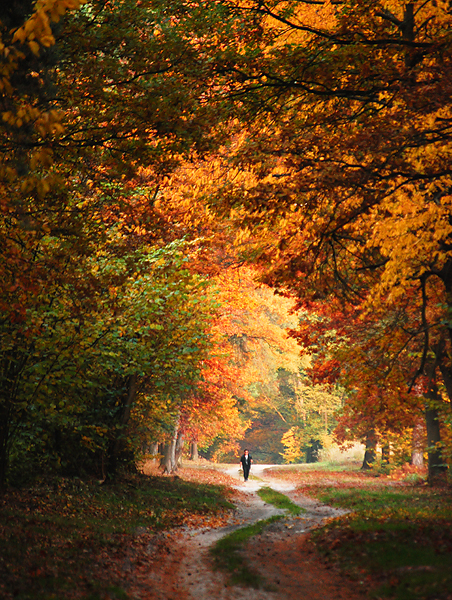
[
  {"xmin": 160, "ymin": 415, "xmax": 181, "ymax": 474},
  {"xmin": 425, "ymin": 405, "xmax": 446, "ymax": 484},
  {"xmin": 120, "ymin": 374, "xmax": 138, "ymax": 427},
  {"xmin": 169, "ymin": 419, "xmax": 178, "ymax": 470},
  {"xmin": 381, "ymin": 444, "xmax": 390, "ymax": 465},
  {"xmin": 159, "ymin": 443, "xmax": 173, "ymax": 474},
  {"xmin": 361, "ymin": 429, "xmax": 377, "ymax": 470},
  {"xmin": 423, "ymin": 361, "xmax": 447, "ymax": 484},
  {"xmin": 108, "ymin": 374, "xmax": 138, "ymax": 477},
  {"xmin": 149, "ymin": 442, "xmax": 159, "ymax": 459},
  {"xmin": 411, "ymin": 420, "xmax": 425, "ymax": 467},
  {"xmin": 174, "ymin": 431, "xmax": 184, "ymax": 470},
  {"xmin": 190, "ymin": 441, "xmax": 199, "ymax": 461}
]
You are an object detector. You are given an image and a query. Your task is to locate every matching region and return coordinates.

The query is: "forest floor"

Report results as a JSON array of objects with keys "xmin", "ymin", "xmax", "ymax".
[
  {"xmin": 3, "ymin": 462, "xmax": 449, "ymax": 600},
  {"xmin": 134, "ymin": 463, "xmax": 370, "ymax": 600}
]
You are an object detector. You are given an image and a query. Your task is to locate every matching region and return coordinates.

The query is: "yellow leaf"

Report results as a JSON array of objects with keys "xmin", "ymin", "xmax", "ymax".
[
  {"xmin": 12, "ymin": 29, "xmax": 27, "ymax": 44},
  {"xmin": 29, "ymin": 40, "xmax": 40, "ymax": 56},
  {"xmin": 40, "ymin": 35, "xmax": 54, "ymax": 47}
]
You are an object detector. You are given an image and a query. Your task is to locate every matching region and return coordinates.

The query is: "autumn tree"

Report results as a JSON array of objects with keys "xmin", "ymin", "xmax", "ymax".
[
  {"xmin": 208, "ymin": 266, "xmax": 307, "ymax": 463},
  {"xmin": 196, "ymin": 0, "xmax": 452, "ymax": 480},
  {"xmin": 289, "ymin": 298, "xmax": 427, "ymax": 468},
  {"xmin": 0, "ymin": 0, "xmax": 267, "ymax": 485},
  {"xmin": 6, "ymin": 0, "xmax": 452, "ymax": 484},
  {"xmin": 152, "ymin": 141, "xmax": 349, "ymax": 465},
  {"xmin": 183, "ymin": 357, "xmax": 250, "ymax": 462},
  {"xmin": 281, "ymin": 375, "xmax": 343, "ymax": 464}
]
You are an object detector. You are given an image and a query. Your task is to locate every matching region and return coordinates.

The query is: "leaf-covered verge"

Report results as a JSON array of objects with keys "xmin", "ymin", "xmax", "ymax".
[
  {"xmin": 268, "ymin": 467, "xmax": 452, "ymax": 600},
  {"xmin": 0, "ymin": 467, "xmax": 236, "ymax": 600}
]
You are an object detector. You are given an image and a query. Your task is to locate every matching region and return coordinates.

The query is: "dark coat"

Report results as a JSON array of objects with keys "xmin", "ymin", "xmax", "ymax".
[{"xmin": 240, "ymin": 454, "xmax": 252, "ymax": 469}]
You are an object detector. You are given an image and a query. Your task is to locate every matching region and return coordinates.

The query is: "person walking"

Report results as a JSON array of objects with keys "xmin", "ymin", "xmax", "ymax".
[{"xmin": 239, "ymin": 449, "xmax": 253, "ymax": 482}]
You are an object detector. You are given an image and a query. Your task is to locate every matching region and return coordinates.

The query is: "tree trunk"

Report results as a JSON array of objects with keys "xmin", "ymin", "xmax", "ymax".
[
  {"xmin": 361, "ymin": 429, "xmax": 377, "ymax": 470},
  {"xmin": 169, "ymin": 419, "xmax": 178, "ymax": 470},
  {"xmin": 120, "ymin": 374, "xmax": 138, "ymax": 427},
  {"xmin": 411, "ymin": 420, "xmax": 425, "ymax": 467},
  {"xmin": 425, "ymin": 406, "xmax": 446, "ymax": 484},
  {"xmin": 424, "ymin": 369, "xmax": 447, "ymax": 484},
  {"xmin": 109, "ymin": 373, "xmax": 138, "ymax": 477},
  {"xmin": 159, "ymin": 443, "xmax": 173, "ymax": 474},
  {"xmin": 176, "ymin": 431, "xmax": 185, "ymax": 468},
  {"xmin": 190, "ymin": 441, "xmax": 199, "ymax": 461},
  {"xmin": 381, "ymin": 444, "xmax": 390, "ymax": 465},
  {"xmin": 149, "ymin": 442, "xmax": 159, "ymax": 459},
  {"xmin": 433, "ymin": 337, "xmax": 452, "ymax": 405},
  {"xmin": 160, "ymin": 416, "xmax": 180, "ymax": 474},
  {"xmin": 174, "ymin": 432, "xmax": 184, "ymax": 471}
]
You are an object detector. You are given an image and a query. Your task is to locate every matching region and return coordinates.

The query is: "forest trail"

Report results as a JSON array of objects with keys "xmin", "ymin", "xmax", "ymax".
[{"xmin": 133, "ymin": 465, "xmax": 370, "ymax": 600}]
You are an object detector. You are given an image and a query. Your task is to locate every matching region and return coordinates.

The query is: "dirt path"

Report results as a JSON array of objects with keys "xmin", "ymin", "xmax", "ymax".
[{"xmin": 131, "ymin": 466, "xmax": 369, "ymax": 600}]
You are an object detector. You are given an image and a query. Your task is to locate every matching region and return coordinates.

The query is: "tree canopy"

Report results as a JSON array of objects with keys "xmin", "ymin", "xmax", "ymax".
[
  {"xmin": 199, "ymin": 0, "xmax": 452, "ymax": 478},
  {"xmin": 2, "ymin": 0, "xmax": 452, "ymax": 484}
]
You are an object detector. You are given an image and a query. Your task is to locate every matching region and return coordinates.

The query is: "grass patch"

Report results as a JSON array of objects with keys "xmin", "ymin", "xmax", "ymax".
[
  {"xmin": 210, "ymin": 486, "xmax": 304, "ymax": 588},
  {"xmin": 0, "ymin": 472, "xmax": 235, "ymax": 600},
  {"xmin": 257, "ymin": 486, "xmax": 305, "ymax": 515},
  {"xmin": 210, "ymin": 515, "xmax": 283, "ymax": 589},
  {"xmin": 304, "ymin": 481, "xmax": 452, "ymax": 600}
]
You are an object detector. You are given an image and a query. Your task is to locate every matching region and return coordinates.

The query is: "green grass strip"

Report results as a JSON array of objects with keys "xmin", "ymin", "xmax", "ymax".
[
  {"xmin": 211, "ymin": 487, "xmax": 305, "ymax": 588},
  {"xmin": 257, "ymin": 486, "xmax": 306, "ymax": 515},
  {"xmin": 210, "ymin": 515, "xmax": 283, "ymax": 589}
]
